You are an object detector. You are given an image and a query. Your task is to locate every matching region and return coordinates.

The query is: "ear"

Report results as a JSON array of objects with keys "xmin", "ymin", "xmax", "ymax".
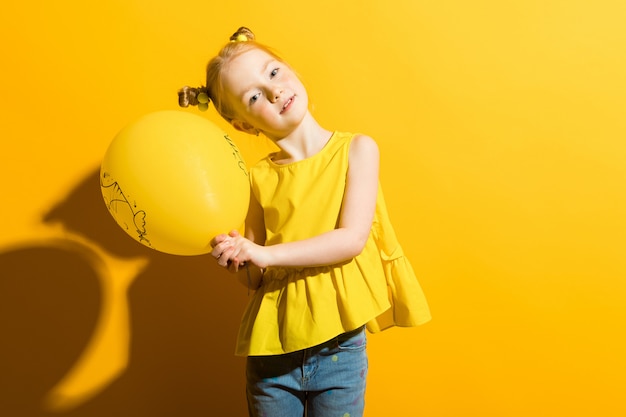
[{"xmin": 232, "ymin": 119, "xmax": 258, "ymax": 135}]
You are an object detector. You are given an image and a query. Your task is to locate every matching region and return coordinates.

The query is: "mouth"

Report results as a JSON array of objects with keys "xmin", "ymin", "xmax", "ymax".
[{"xmin": 280, "ymin": 95, "xmax": 295, "ymax": 114}]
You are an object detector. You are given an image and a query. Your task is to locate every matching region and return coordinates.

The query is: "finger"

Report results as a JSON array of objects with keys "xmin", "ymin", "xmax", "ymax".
[
  {"xmin": 228, "ymin": 246, "xmax": 243, "ymax": 268},
  {"xmin": 233, "ymin": 258, "xmax": 247, "ymax": 272},
  {"xmin": 210, "ymin": 233, "xmax": 229, "ymax": 248},
  {"xmin": 211, "ymin": 242, "xmax": 229, "ymax": 260},
  {"xmin": 211, "ymin": 238, "xmax": 233, "ymax": 260},
  {"xmin": 217, "ymin": 246, "xmax": 236, "ymax": 267}
]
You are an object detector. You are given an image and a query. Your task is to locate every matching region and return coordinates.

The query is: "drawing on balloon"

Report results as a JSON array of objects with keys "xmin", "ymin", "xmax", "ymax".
[{"xmin": 100, "ymin": 171, "xmax": 151, "ymax": 248}]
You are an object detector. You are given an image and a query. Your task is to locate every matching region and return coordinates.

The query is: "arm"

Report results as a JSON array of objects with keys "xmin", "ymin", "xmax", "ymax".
[{"xmin": 212, "ymin": 134, "xmax": 380, "ymax": 270}]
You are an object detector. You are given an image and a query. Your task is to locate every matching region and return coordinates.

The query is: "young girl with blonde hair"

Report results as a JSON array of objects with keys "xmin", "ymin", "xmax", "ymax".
[{"xmin": 179, "ymin": 27, "xmax": 430, "ymax": 417}]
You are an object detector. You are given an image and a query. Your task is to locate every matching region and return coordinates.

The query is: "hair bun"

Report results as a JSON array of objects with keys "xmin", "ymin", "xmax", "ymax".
[
  {"xmin": 229, "ymin": 26, "xmax": 255, "ymax": 42},
  {"xmin": 178, "ymin": 85, "xmax": 210, "ymax": 111}
]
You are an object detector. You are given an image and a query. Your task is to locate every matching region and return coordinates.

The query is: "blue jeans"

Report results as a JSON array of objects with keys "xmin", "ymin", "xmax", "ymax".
[{"xmin": 246, "ymin": 326, "xmax": 368, "ymax": 417}]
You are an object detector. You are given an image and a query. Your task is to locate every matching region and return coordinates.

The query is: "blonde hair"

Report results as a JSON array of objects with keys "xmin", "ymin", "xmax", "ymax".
[{"xmin": 178, "ymin": 27, "xmax": 286, "ymax": 123}]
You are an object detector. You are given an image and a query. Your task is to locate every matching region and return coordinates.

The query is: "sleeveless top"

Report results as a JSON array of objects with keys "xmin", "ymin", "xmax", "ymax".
[{"xmin": 236, "ymin": 131, "xmax": 431, "ymax": 356}]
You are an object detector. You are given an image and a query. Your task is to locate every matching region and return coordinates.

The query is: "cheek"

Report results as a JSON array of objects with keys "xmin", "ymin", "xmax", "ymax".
[
  {"xmin": 249, "ymin": 105, "xmax": 273, "ymax": 124},
  {"xmin": 289, "ymin": 77, "xmax": 307, "ymax": 99},
  {"xmin": 286, "ymin": 73, "xmax": 301, "ymax": 88}
]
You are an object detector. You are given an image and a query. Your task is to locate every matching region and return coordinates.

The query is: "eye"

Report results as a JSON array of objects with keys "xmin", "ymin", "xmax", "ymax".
[
  {"xmin": 249, "ymin": 93, "xmax": 260, "ymax": 105},
  {"xmin": 270, "ymin": 67, "xmax": 279, "ymax": 78}
]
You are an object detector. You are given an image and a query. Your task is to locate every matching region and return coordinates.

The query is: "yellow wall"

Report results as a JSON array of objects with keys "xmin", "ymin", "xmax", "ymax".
[{"xmin": 1, "ymin": 1, "xmax": 625, "ymax": 416}]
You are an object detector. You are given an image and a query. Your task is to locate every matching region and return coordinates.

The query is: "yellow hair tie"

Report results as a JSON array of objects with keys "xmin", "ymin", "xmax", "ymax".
[{"xmin": 231, "ymin": 34, "xmax": 249, "ymax": 42}]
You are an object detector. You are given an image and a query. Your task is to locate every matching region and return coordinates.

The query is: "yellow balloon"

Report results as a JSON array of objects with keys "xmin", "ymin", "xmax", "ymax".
[{"xmin": 100, "ymin": 110, "xmax": 250, "ymax": 255}]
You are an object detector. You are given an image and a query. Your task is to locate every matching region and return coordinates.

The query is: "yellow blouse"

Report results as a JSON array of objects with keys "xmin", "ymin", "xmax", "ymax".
[{"xmin": 236, "ymin": 131, "xmax": 431, "ymax": 356}]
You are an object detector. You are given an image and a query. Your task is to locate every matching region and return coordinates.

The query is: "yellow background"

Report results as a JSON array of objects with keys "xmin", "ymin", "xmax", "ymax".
[{"xmin": 1, "ymin": 1, "xmax": 625, "ymax": 416}]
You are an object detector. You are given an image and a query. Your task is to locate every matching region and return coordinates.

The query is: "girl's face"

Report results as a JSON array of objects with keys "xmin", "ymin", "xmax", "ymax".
[{"xmin": 221, "ymin": 48, "xmax": 309, "ymax": 138}]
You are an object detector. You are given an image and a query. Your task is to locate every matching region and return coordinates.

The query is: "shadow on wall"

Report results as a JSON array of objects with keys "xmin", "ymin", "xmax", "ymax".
[{"xmin": 0, "ymin": 168, "xmax": 249, "ymax": 417}]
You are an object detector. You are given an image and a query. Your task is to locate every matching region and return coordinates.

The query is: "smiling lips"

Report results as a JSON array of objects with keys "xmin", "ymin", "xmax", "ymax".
[{"xmin": 280, "ymin": 95, "xmax": 295, "ymax": 114}]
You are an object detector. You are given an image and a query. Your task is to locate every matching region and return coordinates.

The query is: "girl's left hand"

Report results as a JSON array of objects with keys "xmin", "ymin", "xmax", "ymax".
[{"xmin": 210, "ymin": 230, "xmax": 270, "ymax": 270}]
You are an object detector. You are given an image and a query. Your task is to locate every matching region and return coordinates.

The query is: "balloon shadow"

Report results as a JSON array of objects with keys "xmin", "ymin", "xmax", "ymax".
[{"xmin": 0, "ymin": 168, "xmax": 249, "ymax": 417}]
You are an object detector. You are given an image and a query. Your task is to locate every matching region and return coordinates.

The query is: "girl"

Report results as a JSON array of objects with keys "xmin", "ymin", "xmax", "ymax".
[{"xmin": 179, "ymin": 27, "xmax": 430, "ymax": 417}]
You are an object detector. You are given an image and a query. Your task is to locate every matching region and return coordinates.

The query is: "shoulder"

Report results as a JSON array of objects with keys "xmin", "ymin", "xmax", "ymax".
[
  {"xmin": 351, "ymin": 133, "xmax": 378, "ymax": 147},
  {"xmin": 349, "ymin": 133, "xmax": 379, "ymax": 160}
]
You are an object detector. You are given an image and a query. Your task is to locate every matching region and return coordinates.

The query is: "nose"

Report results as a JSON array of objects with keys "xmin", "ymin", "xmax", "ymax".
[{"xmin": 269, "ymin": 86, "xmax": 283, "ymax": 103}]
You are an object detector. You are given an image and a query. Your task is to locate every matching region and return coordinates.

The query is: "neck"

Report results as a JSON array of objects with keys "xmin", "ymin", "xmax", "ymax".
[{"xmin": 270, "ymin": 113, "xmax": 333, "ymax": 163}]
